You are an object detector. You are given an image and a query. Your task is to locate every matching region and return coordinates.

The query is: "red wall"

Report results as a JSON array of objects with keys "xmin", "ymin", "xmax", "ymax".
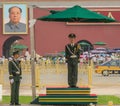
[
  {"xmin": 0, "ymin": 7, "xmax": 120, "ymax": 56},
  {"xmin": 34, "ymin": 8, "xmax": 120, "ymax": 55}
]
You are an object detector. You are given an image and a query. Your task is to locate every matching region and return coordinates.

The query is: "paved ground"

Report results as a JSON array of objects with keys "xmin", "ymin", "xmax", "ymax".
[
  {"xmin": 1, "ymin": 71, "xmax": 120, "ymax": 106},
  {"xmin": 2, "ymin": 73, "xmax": 120, "ymax": 96}
]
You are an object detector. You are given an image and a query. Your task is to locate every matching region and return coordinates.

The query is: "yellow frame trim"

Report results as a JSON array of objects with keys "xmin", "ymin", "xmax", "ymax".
[{"xmin": 3, "ymin": 2, "xmax": 28, "ymax": 35}]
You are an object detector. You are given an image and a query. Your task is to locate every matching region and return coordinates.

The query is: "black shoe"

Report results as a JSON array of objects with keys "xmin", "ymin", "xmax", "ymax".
[
  {"xmin": 75, "ymin": 86, "xmax": 79, "ymax": 88},
  {"xmin": 68, "ymin": 86, "xmax": 72, "ymax": 88},
  {"xmin": 72, "ymin": 86, "xmax": 79, "ymax": 88},
  {"xmin": 68, "ymin": 86, "xmax": 79, "ymax": 88},
  {"xmin": 10, "ymin": 103, "xmax": 14, "ymax": 106},
  {"xmin": 68, "ymin": 86, "xmax": 75, "ymax": 88},
  {"xmin": 15, "ymin": 103, "xmax": 21, "ymax": 105}
]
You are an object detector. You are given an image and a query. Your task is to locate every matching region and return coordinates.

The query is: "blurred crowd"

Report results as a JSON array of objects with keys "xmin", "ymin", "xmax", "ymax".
[
  {"xmin": 0, "ymin": 47, "xmax": 120, "ymax": 65},
  {"xmin": 80, "ymin": 52, "xmax": 120, "ymax": 65}
]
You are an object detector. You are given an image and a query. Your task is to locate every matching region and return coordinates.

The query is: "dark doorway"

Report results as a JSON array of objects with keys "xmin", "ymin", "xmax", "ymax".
[
  {"xmin": 77, "ymin": 40, "xmax": 94, "ymax": 52},
  {"xmin": 2, "ymin": 36, "xmax": 23, "ymax": 58}
]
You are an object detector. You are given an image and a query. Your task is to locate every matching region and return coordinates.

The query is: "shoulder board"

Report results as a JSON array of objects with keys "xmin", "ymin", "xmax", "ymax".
[{"xmin": 9, "ymin": 58, "xmax": 13, "ymax": 61}]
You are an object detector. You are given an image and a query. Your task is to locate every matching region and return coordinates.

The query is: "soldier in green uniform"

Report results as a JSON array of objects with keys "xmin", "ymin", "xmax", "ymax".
[
  {"xmin": 65, "ymin": 33, "xmax": 82, "ymax": 88},
  {"xmin": 8, "ymin": 51, "xmax": 22, "ymax": 105}
]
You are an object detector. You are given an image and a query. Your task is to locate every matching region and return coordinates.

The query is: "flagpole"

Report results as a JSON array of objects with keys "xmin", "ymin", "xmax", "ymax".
[
  {"xmin": 29, "ymin": 5, "xmax": 36, "ymax": 100},
  {"xmin": 28, "ymin": 5, "xmax": 49, "ymax": 100}
]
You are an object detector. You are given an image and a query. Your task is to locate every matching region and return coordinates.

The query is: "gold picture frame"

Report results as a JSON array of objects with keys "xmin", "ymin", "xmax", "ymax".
[{"xmin": 3, "ymin": 3, "xmax": 28, "ymax": 34}]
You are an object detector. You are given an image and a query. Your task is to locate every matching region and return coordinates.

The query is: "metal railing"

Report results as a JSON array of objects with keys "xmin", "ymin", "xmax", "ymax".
[{"xmin": 0, "ymin": 59, "xmax": 94, "ymax": 90}]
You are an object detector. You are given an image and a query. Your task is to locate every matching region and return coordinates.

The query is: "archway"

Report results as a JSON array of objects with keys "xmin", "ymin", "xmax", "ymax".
[
  {"xmin": 77, "ymin": 40, "xmax": 94, "ymax": 52},
  {"xmin": 2, "ymin": 36, "xmax": 23, "ymax": 58}
]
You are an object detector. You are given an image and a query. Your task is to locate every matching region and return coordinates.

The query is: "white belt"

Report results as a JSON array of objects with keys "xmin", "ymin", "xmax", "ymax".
[
  {"xmin": 70, "ymin": 55, "xmax": 77, "ymax": 58},
  {"xmin": 16, "ymin": 71, "xmax": 20, "ymax": 74}
]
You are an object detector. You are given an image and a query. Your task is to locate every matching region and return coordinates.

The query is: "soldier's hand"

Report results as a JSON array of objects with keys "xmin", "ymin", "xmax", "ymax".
[
  {"xmin": 16, "ymin": 71, "xmax": 20, "ymax": 74},
  {"xmin": 10, "ymin": 79, "xmax": 14, "ymax": 84},
  {"xmin": 77, "ymin": 44, "xmax": 81, "ymax": 49}
]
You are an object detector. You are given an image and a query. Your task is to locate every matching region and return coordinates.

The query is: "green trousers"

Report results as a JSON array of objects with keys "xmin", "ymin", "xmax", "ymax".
[
  {"xmin": 10, "ymin": 80, "xmax": 20, "ymax": 104},
  {"xmin": 67, "ymin": 59, "xmax": 78, "ymax": 87}
]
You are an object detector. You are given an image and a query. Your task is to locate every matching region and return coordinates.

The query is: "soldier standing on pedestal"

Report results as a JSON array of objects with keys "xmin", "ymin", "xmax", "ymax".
[
  {"xmin": 8, "ymin": 51, "xmax": 22, "ymax": 106},
  {"xmin": 65, "ymin": 33, "xmax": 82, "ymax": 88}
]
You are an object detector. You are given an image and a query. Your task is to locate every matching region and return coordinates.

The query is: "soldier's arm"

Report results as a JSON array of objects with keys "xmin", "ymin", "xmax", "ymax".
[
  {"xmin": 77, "ymin": 49, "xmax": 83, "ymax": 58},
  {"xmin": 8, "ymin": 61, "xmax": 13, "ymax": 79},
  {"xmin": 76, "ymin": 44, "xmax": 83, "ymax": 58},
  {"xmin": 19, "ymin": 61, "xmax": 22, "ymax": 79},
  {"xmin": 65, "ymin": 45, "xmax": 69, "ymax": 62}
]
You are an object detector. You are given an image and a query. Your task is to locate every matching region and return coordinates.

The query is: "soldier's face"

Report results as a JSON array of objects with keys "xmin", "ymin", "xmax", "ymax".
[
  {"xmin": 9, "ymin": 7, "xmax": 21, "ymax": 24},
  {"xmin": 69, "ymin": 38, "xmax": 75, "ymax": 43},
  {"xmin": 14, "ymin": 54, "xmax": 20, "ymax": 59}
]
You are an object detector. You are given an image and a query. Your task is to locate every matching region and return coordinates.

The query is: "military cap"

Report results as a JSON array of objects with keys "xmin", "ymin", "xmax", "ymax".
[
  {"xmin": 13, "ymin": 51, "xmax": 19, "ymax": 56},
  {"xmin": 68, "ymin": 33, "xmax": 76, "ymax": 38}
]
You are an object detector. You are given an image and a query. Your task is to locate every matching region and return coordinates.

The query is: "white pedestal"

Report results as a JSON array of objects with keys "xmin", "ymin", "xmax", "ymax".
[{"xmin": 0, "ymin": 85, "xmax": 2, "ymax": 101}]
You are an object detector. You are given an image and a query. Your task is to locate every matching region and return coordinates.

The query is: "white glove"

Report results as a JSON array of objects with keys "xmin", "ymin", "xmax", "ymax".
[
  {"xmin": 10, "ymin": 79, "xmax": 14, "ymax": 84},
  {"xmin": 16, "ymin": 71, "xmax": 20, "ymax": 74}
]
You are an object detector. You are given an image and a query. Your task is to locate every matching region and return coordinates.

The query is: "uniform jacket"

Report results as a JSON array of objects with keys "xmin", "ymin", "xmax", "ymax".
[
  {"xmin": 8, "ymin": 59, "xmax": 22, "ymax": 81},
  {"xmin": 65, "ymin": 43, "xmax": 82, "ymax": 63}
]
